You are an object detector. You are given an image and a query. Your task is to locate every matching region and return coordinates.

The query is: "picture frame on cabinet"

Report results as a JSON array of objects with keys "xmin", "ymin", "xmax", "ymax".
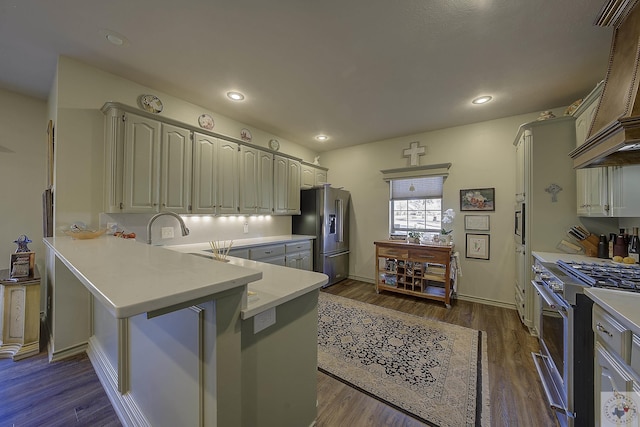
[
  {"xmin": 464, "ymin": 215, "xmax": 490, "ymax": 231},
  {"xmin": 460, "ymin": 188, "xmax": 495, "ymax": 211},
  {"xmin": 465, "ymin": 233, "xmax": 490, "ymax": 260}
]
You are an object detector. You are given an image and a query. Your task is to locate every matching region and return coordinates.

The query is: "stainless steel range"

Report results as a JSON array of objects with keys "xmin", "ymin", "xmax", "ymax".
[{"xmin": 531, "ymin": 258, "xmax": 640, "ymax": 427}]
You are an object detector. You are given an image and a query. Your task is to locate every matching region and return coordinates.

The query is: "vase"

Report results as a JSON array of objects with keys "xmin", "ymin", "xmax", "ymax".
[{"xmin": 440, "ymin": 234, "xmax": 451, "ymax": 245}]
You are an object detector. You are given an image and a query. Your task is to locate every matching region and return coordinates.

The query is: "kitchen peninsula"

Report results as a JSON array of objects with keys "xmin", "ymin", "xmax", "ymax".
[{"xmin": 44, "ymin": 235, "xmax": 328, "ymax": 427}]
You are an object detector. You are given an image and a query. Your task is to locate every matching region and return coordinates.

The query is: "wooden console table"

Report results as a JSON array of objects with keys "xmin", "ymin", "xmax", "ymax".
[
  {"xmin": 0, "ymin": 268, "xmax": 40, "ymax": 360},
  {"xmin": 375, "ymin": 241, "xmax": 455, "ymax": 308}
]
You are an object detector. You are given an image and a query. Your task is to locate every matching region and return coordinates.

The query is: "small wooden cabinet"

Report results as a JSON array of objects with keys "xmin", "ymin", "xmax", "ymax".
[
  {"xmin": 375, "ymin": 241, "xmax": 455, "ymax": 308},
  {"xmin": 0, "ymin": 268, "xmax": 40, "ymax": 360}
]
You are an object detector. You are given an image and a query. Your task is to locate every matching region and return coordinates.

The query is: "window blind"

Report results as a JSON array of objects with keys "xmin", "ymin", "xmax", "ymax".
[{"xmin": 390, "ymin": 176, "xmax": 444, "ymax": 200}]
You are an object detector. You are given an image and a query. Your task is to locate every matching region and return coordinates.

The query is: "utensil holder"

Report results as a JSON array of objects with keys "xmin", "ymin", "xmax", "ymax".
[{"xmin": 579, "ymin": 234, "xmax": 600, "ymax": 257}]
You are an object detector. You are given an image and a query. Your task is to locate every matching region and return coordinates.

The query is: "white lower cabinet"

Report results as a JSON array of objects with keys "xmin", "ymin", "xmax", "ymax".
[
  {"xmin": 230, "ymin": 241, "xmax": 313, "ymax": 270},
  {"xmin": 285, "ymin": 241, "xmax": 312, "ymax": 271}
]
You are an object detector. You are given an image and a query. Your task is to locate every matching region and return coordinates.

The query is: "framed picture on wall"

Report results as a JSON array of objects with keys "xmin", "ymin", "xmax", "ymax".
[
  {"xmin": 464, "ymin": 215, "xmax": 490, "ymax": 231},
  {"xmin": 466, "ymin": 233, "xmax": 490, "ymax": 260},
  {"xmin": 460, "ymin": 188, "xmax": 495, "ymax": 211}
]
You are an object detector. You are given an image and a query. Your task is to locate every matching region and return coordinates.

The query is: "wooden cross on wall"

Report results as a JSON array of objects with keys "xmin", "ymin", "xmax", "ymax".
[{"xmin": 403, "ymin": 142, "xmax": 426, "ymax": 166}]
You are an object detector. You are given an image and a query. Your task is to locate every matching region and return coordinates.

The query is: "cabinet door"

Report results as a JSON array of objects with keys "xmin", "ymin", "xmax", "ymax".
[
  {"xmin": 576, "ymin": 169, "xmax": 589, "ymax": 215},
  {"xmin": 257, "ymin": 150, "xmax": 273, "ymax": 214},
  {"xmin": 273, "ymin": 155, "xmax": 289, "ymax": 214},
  {"xmin": 161, "ymin": 124, "xmax": 192, "ymax": 213},
  {"xmin": 315, "ymin": 169, "xmax": 327, "ymax": 186},
  {"xmin": 122, "ymin": 113, "xmax": 161, "ymax": 213},
  {"xmin": 217, "ymin": 140, "xmax": 239, "ymax": 214},
  {"xmin": 192, "ymin": 133, "xmax": 217, "ymax": 214},
  {"xmin": 239, "ymin": 145, "xmax": 259, "ymax": 213},
  {"xmin": 586, "ymin": 167, "xmax": 610, "ymax": 216},
  {"xmin": 301, "ymin": 164, "xmax": 315, "ymax": 189},
  {"xmin": 287, "ymin": 160, "xmax": 301, "ymax": 214},
  {"xmin": 610, "ymin": 165, "xmax": 640, "ymax": 217}
]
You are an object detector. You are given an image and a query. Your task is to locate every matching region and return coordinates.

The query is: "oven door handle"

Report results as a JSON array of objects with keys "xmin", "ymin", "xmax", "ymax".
[{"xmin": 531, "ymin": 280, "xmax": 567, "ymax": 313}]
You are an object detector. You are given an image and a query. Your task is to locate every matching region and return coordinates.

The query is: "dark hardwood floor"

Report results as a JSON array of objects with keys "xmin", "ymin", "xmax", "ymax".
[{"xmin": 0, "ymin": 279, "xmax": 557, "ymax": 426}]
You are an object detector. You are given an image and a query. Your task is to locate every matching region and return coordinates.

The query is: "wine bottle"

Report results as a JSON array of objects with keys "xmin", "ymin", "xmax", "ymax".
[{"xmin": 629, "ymin": 227, "xmax": 639, "ymax": 263}]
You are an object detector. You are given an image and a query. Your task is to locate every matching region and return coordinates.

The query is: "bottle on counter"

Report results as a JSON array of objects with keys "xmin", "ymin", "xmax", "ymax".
[
  {"xmin": 598, "ymin": 234, "xmax": 609, "ymax": 259},
  {"xmin": 609, "ymin": 233, "xmax": 617, "ymax": 259},
  {"xmin": 629, "ymin": 227, "xmax": 639, "ymax": 263},
  {"xmin": 614, "ymin": 232, "xmax": 628, "ymax": 258}
]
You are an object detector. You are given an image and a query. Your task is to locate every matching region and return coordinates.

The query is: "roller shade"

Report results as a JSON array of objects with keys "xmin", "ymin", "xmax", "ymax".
[{"xmin": 390, "ymin": 176, "xmax": 444, "ymax": 200}]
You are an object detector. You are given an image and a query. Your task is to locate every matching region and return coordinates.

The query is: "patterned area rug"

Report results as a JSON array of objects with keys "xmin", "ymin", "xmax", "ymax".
[{"xmin": 318, "ymin": 293, "xmax": 490, "ymax": 426}]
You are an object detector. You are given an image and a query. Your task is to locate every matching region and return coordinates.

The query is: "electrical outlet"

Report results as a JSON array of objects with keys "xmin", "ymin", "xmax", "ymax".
[
  {"xmin": 244, "ymin": 222, "xmax": 249, "ymax": 233},
  {"xmin": 161, "ymin": 227, "xmax": 174, "ymax": 239}
]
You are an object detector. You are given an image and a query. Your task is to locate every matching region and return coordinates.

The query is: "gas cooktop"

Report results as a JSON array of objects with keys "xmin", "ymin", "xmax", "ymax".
[{"xmin": 557, "ymin": 260, "xmax": 640, "ymax": 292}]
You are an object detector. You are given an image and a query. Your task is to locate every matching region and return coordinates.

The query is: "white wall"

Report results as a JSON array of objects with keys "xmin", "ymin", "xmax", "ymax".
[
  {"xmin": 320, "ymin": 107, "xmax": 572, "ymax": 306},
  {"xmin": 0, "ymin": 88, "xmax": 47, "ymax": 278}
]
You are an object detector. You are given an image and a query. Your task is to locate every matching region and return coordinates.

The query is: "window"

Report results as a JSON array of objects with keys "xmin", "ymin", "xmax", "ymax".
[{"xmin": 389, "ymin": 176, "xmax": 444, "ymax": 235}]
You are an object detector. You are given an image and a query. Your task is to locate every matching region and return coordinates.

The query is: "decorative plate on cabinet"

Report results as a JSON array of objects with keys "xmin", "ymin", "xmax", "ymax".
[
  {"xmin": 138, "ymin": 94, "xmax": 163, "ymax": 114},
  {"xmin": 269, "ymin": 139, "xmax": 280, "ymax": 151},
  {"xmin": 240, "ymin": 128, "xmax": 252, "ymax": 142},
  {"xmin": 198, "ymin": 114, "xmax": 215, "ymax": 130}
]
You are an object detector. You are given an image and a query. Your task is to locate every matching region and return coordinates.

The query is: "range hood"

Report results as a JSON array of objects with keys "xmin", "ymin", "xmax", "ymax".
[{"xmin": 569, "ymin": 0, "xmax": 640, "ymax": 168}]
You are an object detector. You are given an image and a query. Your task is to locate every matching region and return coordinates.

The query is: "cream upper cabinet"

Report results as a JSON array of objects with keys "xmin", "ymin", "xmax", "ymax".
[
  {"xmin": 301, "ymin": 163, "xmax": 329, "ymax": 189},
  {"xmin": 239, "ymin": 146, "xmax": 273, "ymax": 214},
  {"xmin": 274, "ymin": 155, "xmax": 301, "ymax": 215},
  {"xmin": 575, "ymin": 82, "xmax": 610, "ymax": 217},
  {"xmin": 301, "ymin": 164, "xmax": 315, "ymax": 189},
  {"xmin": 192, "ymin": 133, "xmax": 239, "ymax": 215},
  {"xmin": 160, "ymin": 123, "xmax": 192, "ymax": 214},
  {"xmin": 104, "ymin": 108, "xmax": 192, "ymax": 214},
  {"xmin": 609, "ymin": 165, "xmax": 640, "ymax": 217},
  {"xmin": 122, "ymin": 113, "xmax": 161, "ymax": 213}
]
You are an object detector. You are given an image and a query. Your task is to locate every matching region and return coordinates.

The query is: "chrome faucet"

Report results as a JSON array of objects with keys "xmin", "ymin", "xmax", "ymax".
[{"xmin": 147, "ymin": 211, "xmax": 190, "ymax": 244}]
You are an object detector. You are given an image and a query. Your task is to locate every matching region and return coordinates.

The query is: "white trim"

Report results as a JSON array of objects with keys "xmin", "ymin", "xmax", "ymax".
[
  {"xmin": 87, "ymin": 336, "xmax": 151, "ymax": 427},
  {"xmin": 47, "ymin": 339, "xmax": 87, "ymax": 362}
]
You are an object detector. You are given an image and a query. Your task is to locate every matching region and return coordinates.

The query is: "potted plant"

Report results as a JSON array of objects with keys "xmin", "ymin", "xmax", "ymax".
[{"xmin": 407, "ymin": 230, "xmax": 422, "ymax": 244}]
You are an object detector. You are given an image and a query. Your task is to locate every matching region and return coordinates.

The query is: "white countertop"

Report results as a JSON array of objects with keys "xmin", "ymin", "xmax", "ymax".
[
  {"xmin": 44, "ymin": 236, "xmax": 262, "ymax": 319},
  {"xmin": 165, "ymin": 234, "xmax": 316, "ymax": 253},
  {"xmin": 185, "ymin": 251, "xmax": 328, "ymax": 319},
  {"xmin": 533, "ymin": 251, "xmax": 640, "ymax": 335}
]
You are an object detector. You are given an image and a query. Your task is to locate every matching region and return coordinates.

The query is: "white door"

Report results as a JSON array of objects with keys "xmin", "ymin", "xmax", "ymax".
[
  {"xmin": 239, "ymin": 145, "xmax": 259, "ymax": 213},
  {"xmin": 273, "ymin": 155, "xmax": 289, "ymax": 214},
  {"xmin": 257, "ymin": 150, "xmax": 273, "ymax": 214},
  {"xmin": 192, "ymin": 133, "xmax": 217, "ymax": 214},
  {"xmin": 217, "ymin": 140, "xmax": 239, "ymax": 214}
]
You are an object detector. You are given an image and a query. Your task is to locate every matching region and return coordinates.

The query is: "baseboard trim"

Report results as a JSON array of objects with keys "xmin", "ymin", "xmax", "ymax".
[
  {"xmin": 87, "ymin": 336, "xmax": 150, "ymax": 427},
  {"xmin": 47, "ymin": 338, "xmax": 88, "ymax": 362}
]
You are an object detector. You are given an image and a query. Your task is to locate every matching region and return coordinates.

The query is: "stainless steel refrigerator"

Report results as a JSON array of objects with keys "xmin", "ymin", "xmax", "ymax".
[{"xmin": 293, "ymin": 185, "xmax": 350, "ymax": 287}]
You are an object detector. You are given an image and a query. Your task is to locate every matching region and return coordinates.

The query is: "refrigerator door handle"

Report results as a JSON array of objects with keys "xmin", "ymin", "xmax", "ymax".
[
  {"xmin": 326, "ymin": 250, "xmax": 350, "ymax": 258},
  {"xmin": 336, "ymin": 198, "xmax": 344, "ymax": 242}
]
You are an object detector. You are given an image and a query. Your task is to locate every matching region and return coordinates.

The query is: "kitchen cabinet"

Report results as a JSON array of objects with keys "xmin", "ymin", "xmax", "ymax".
[
  {"xmin": 374, "ymin": 241, "xmax": 455, "ymax": 308},
  {"xmin": 592, "ymin": 304, "xmax": 640, "ymax": 424},
  {"xmin": 0, "ymin": 269, "xmax": 40, "ymax": 360},
  {"xmin": 192, "ymin": 132, "xmax": 239, "ymax": 215},
  {"xmin": 274, "ymin": 155, "xmax": 301, "ymax": 215},
  {"xmin": 301, "ymin": 163, "xmax": 329, "ymax": 189},
  {"xmin": 239, "ymin": 145, "xmax": 273, "ymax": 214},
  {"xmin": 103, "ymin": 107, "xmax": 192, "ymax": 214},
  {"xmin": 513, "ymin": 117, "xmax": 577, "ymax": 334},
  {"xmin": 575, "ymin": 81, "xmax": 610, "ymax": 217},
  {"xmin": 285, "ymin": 241, "xmax": 312, "ymax": 271},
  {"xmin": 609, "ymin": 165, "xmax": 640, "ymax": 217}
]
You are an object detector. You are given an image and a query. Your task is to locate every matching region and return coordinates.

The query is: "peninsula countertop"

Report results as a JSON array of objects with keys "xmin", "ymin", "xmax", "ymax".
[
  {"xmin": 164, "ymin": 234, "xmax": 316, "ymax": 253},
  {"xmin": 44, "ymin": 236, "xmax": 262, "ymax": 319},
  {"xmin": 165, "ymin": 241, "xmax": 329, "ymax": 319}
]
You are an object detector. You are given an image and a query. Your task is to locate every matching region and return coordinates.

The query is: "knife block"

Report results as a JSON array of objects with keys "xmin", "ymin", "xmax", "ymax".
[{"xmin": 579, "ymin": 234, "xmax": 600, "ymax": 257}]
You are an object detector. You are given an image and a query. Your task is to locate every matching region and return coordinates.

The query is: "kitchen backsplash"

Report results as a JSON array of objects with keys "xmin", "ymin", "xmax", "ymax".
[{"xmin": 100, "ymin": 213, "xmax": 293, "ymax": 246}]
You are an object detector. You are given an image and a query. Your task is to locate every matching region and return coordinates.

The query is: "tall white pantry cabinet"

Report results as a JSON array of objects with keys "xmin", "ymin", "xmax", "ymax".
[{"xmin": 514, "ymin": 116, "xmax": 578, "ymax": 334}]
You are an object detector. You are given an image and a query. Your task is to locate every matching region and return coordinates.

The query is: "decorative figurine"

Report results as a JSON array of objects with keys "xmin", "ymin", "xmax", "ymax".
[{"xmin": 14, "ymin": 235, "xmax": 32, "ymax": 252}]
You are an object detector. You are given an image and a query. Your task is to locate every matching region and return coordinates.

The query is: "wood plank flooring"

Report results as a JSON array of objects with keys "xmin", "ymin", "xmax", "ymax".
[{"xmin": 0, "ymin": 279, "xmax": 557, "ymax": 426}]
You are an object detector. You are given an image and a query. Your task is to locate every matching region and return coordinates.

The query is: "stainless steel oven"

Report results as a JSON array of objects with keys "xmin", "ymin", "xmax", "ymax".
[{"xmin": 531, "ymin": 261, "xmax": 593, "ymax": 427}]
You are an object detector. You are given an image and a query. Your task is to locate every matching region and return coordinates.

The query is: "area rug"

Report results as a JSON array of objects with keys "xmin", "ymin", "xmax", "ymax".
[{"xmin": 318, "ymin": 293, "xmax": 490, "ymax": 426}]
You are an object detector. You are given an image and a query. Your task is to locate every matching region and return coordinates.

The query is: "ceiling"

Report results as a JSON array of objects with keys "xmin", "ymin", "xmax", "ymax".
[{"xmin": 0, "ymin": 0, "xmax": 613, "ymax": 152}]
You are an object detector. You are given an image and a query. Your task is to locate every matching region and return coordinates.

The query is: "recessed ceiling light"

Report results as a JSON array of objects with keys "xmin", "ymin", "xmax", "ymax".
[
  {"xmin": 315, "ymin": 135, "xmax": 329, "ymax": 141},
  {"xmin": 99, "ymin": 29, "xmax": 129, "ymax": 46},
  {"xmin": 472, "ymin": 95, "xmax": 493, "ymax": 105},
  {"xmin": 227, "ymin": 91, "xmax": 245, "ymax": 101}
]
